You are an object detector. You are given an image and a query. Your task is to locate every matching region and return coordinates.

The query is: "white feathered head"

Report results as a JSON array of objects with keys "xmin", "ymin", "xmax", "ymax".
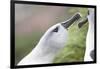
[{"xmin": 38, "ymin": 13, "xmax": 81, "ymax": 49}]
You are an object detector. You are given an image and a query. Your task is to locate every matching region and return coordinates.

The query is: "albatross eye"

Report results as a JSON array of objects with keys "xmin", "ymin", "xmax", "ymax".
[{"xmin": 53, "ymin": 27, "xmax": 59, "ymax": 32}]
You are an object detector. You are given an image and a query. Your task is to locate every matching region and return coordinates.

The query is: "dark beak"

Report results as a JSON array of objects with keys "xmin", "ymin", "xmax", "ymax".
[
  {"xmin": 61, "ymin": 13, "xmax": 81, "ymax": 29},
  {"xmin": 78, "ymin": 17, "xmax": 88, "ymax": 28}
]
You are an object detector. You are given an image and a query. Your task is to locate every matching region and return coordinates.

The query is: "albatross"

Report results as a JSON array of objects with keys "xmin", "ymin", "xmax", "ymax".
[
  {"xmin": 84, "ymin": 8, "xmax": 95, "ymax": 61},
  {"xmin": 18, "ymin": 13, "xmax": 81, "ymax": 65}
]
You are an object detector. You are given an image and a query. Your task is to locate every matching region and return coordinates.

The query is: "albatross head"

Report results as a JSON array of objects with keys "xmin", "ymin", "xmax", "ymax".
[{"xmin": 38, "ymin": 13, "xmax": 81, "ymax": 49}]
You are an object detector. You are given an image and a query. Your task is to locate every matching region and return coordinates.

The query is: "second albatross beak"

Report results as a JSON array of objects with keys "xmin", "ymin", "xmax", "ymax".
[
  {"xmin": 78, "ymin": 17, "xmax": 88, "ymax": 28},
  {"xmin": 61, "ymin": 13, "xmax": 81, "ymax": 29}
]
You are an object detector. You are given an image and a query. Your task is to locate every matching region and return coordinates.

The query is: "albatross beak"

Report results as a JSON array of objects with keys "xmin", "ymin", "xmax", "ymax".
[
  {"xmin": 78, "ymin": 17, "xmax": 88, "ymax": 28},
  {"xmin": 78, "ymin": 9, "xmax": 90, "ymax": 28},
  {"xmin": 61, "ymin": 13, "xmax": 81, "ymax": 29}
]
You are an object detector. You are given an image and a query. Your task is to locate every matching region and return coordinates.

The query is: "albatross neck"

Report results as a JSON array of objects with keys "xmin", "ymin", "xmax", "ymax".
[{"xmin": 31, "ymin": 41, "xmax": 63, "ymax": 62}]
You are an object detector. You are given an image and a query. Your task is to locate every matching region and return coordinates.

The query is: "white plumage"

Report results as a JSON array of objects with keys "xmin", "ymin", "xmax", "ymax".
[
  {"xmin": 18, "ymin": 24, "xmax": 68, "ymax": 65},
  {"xmin": 84, "ymin": 8, "xmax": 94, "ymax": 61},
  {"xmin": 18, "ymin": 13, "xmax": 81, "ymax": 65}
]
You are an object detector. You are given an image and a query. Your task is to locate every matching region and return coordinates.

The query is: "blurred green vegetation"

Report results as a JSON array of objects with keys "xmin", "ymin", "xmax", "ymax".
[
  {"xmin": 53, "ymin": 8, "xmax": 88, "ymax": 63},
  {"xmin": 15, "ymin": 7, "xmax": 88, "ymax": 65}
]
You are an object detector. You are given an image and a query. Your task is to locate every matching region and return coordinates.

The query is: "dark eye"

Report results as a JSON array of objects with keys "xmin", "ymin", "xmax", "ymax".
[{"xmin": 53, "ymin": 27, "xmax": 59, "ymax": 32}]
